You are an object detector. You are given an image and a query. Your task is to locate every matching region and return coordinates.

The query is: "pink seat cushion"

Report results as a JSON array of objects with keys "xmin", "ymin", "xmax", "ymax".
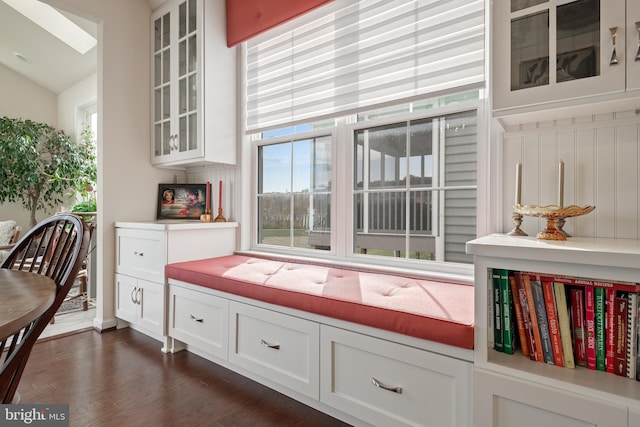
[{"xmin": 165, "ymin": 255, "xmax": 474, "ymax": 349}]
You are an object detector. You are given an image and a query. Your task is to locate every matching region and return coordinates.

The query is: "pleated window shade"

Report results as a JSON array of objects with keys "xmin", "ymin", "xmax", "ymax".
[{"xmin": 245, "ymin": 0, "xmax": 486, "ymax": 133}]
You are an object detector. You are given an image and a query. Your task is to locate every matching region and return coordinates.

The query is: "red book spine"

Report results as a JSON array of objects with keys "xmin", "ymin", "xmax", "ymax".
[
  {"xmin": 542, "ymin": 279, "xmax": 564, "ymax": 367},
  {"xmin": 570, "ymin": 287, "xmax": 587, "ymax": 367},
  {"xmin": 515, "ymin": 271, "xmax": 535, "ymax": 358},
  {"xmin": 614, "ymin": 294, "xmax": 628, "ymax": 376},
  {"xmin": 585, "ymin": 286, "xmax": 597, "ymax": 370},
  {"xmin": 606, "ymin": 288, "xmax": 616, "ymax": 373}
]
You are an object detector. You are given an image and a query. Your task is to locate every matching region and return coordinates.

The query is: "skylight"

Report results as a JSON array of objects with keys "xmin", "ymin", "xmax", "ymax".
[{"xmin": 3, "ymin": 0, "xmax": 96, "ymax": 55}]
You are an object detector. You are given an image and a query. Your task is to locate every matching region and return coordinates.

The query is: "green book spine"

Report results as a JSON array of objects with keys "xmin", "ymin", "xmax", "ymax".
[
  {"xmin": 501, "ymin": 269, "xmax": 515, "ymax": 354},
  {"xmin": 595, "ymin": 287, "xmax": 606, "ymax": 371},
  {"xmin": 492, "ymin": 269, "xmax": 503, "ymax": 352}
]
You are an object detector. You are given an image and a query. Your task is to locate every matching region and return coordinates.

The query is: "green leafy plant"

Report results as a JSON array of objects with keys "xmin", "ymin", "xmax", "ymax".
[{"xmin": 0, "ymin": 117, "xmax": 97, "ymax": 227}]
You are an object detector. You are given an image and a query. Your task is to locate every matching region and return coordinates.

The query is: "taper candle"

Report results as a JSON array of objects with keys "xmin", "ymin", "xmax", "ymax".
[
  {"xmin": 558, "ymin": 160, "xmax": 564, "ymax": 208},
  {"xmin": 206, "ymin": 181, "xmax": 211, "ymax": 211},
  {"xmin": 515, "ymin": 161, "xmax": 522, "ymax": 205},
  {"xmin": 218, "ymin": 180, "xmax": 222, "ymax": 209}
]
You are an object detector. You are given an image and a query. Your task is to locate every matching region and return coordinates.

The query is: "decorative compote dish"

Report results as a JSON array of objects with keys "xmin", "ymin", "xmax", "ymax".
[{"xmin": 513, "ymin": 204, "xmax": 595, "ymax": 240}]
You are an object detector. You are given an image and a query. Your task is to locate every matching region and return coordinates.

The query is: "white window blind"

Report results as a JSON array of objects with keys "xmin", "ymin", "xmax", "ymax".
[{"xmin": 245, "ymin": 0, "xmax": 485, "ymax": 133}]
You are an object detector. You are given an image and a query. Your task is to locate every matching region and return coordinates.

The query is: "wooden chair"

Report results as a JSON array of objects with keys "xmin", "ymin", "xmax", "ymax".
[
  {"xmin": 0, "ymin": 214, "xmax": 90, "ymax": 403},
  {"xmin": 52, "ymin": 213, "xmax": 96, "ymax": 320}
]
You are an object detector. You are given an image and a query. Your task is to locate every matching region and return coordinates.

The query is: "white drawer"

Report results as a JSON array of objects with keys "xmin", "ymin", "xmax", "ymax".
[
  {"xmin": 229, "ymin": 301, "xmax": 319, "ymax": 399},
  {"xmin": 168, "ymin": 284, "xmax": 229, "ymax": 360},
  {"xmin": 116, "ymin": 228, "xmax": 165, "ymax": 282},
  {"xmin": 320, "ymin": 325, "xmax": 472, "ymax": 427}
]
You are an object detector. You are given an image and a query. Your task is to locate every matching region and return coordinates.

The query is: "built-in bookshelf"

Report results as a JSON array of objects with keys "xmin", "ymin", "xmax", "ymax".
[
  {"xmin": 468, "ymin": 234, "xmax": 640, "ymax": 427},
  {"xmin": 491, "ymin": 268, "xmax": 640, "ymax": 379}
]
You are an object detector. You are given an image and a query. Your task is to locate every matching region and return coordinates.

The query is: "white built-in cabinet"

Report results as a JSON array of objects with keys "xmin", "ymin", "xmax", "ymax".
[
  {"xmin": 114, "ymin": 221, "xmax": 237, "ymax": 341},
  {"xmin": 493, "ymin": 0, "xmax": 640, "ymax": 114},
  {"xmin": 151, "ymin": 0, "xmax": 235, "ymax": 168},
  {"xmin": 166, "ymin": 280, "xmax": 473, "ymax": 427},
  {"xmin": 467, "ymin": 234, "xmax": 640, "ymax": 427}
]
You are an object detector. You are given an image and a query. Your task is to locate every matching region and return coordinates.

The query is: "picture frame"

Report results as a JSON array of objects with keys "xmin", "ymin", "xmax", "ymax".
[{"xmin": 157, "ymin": 183, "xmax": 207, "ymax": 220}]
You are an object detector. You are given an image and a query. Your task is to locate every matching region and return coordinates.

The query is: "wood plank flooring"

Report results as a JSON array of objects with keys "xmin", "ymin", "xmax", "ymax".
[{"xmin": 18, "ymin": 328, "xmax": 352, "ymax": 427}]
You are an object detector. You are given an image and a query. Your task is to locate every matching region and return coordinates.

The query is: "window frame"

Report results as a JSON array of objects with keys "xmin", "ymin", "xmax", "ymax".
[
  {"xmin": 249, "ymin": 99, "xmax": 484, "ymax": 278},
  {"xmin": 251, "ymin": 126, "xmax": 339, "ymax": 257}
]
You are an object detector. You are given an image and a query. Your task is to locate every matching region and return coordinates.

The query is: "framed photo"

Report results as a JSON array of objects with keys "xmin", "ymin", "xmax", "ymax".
[{"xmin": 157, "ymin": 183, "xmax": 207, "ymax": 220}]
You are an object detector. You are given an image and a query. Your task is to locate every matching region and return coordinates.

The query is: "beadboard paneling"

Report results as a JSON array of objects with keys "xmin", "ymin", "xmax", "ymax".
[
  {"xmin": 186, "ymin": 164, "xmax": 238, "ymax": 222},
  {"xmin": 502, "ymin": 111, "xmax": 640, "ymax": 239}
]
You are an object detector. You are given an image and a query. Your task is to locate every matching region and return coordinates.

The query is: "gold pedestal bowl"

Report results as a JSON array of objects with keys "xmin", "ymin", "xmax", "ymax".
[{"xmin": 513, "ymin": 204, "xmax": 595, "ymax": 241}]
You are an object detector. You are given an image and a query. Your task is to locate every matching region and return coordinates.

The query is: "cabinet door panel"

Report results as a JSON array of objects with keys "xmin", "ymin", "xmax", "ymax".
[
  {"xmin": 628, "ymin": 0, "xmax": 640, "ymax": 91},
  {"xmin": 493, "ymin": 0, "xmax": 626, "ymax": 111},
  {"xmin": 474, "ymin": 369, "xmax": 627, "ymax": 427},
  {"xmin": 138, "ymin": 279, "xmax": 164, "ymax": 335},
  {"xmin": 115, "ymin": 274, "xmax": 138, "ymax": 323}
]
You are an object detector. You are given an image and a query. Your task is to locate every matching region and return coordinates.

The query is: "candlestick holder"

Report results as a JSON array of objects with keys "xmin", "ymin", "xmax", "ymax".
[
  {"xmin": 214, "ymin": 208, "xmax": 226, "ymax": 222},
  {"xmin": 507, "ymin": 209, "xmax": 528, "ymax": 236},
  {"xmin": 513, "ymin": 204, "xmax": 595, "ymax": 240},
  {"xmin": 200, "ymin": 209, "xmax": 212, "ymax": 223}
]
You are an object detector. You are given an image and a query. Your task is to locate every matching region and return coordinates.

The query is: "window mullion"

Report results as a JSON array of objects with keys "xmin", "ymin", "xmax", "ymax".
[{"xmin": 404, "ymin": 121, "xmax": 411, "ymax": 258}]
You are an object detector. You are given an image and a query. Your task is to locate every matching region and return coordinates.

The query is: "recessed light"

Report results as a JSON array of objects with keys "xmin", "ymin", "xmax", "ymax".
[{"xmin": 13, "ymin": 52, "xmax": 31, "ymax": 64}]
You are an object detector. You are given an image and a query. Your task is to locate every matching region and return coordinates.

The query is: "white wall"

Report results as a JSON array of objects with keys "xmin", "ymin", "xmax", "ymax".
[
  {"xmin": 45, "ymin": 0, "xmax": 177, "ymax": 330},
  {"xmin": 501, "ymin": 108, "xmax": 640, "ymax": 239},
  {"xmin": 58, "ymin": 72, "xmax": 97, "ymax": 137},
  {"xmin": 0, "ymin": 63, "xmax": 57, "ymax": 124}
]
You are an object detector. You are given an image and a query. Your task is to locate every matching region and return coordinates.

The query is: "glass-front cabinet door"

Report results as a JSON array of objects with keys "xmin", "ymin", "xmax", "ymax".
[
  {"xmin": 151, "ymin": 0, "xmax": 203, "ymax": 165},
  {"xmin": 153, "ymin": 8, "xmax": 172, "ymax": 159},
  {"xmin": 493, "ymin": 0, "xmax": 626, "ymax": 111}
]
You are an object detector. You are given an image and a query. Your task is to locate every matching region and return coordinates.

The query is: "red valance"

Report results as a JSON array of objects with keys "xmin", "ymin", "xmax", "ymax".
[{"xmin": 226, "ymin": 0, "xmax": 334, "ymax": 47}]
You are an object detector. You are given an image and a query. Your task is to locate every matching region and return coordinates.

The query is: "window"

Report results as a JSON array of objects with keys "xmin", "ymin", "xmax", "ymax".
[
  {"xmin": 353, "ymin": 111, "xmax": 477, "ymax": 264},
  {"xmin": 257, "ymin": 134, "xmax": 332, "ymax": 251},
  {"xmin": 254, "ymin": 98, "xmax": 479, "ymax": 267}
]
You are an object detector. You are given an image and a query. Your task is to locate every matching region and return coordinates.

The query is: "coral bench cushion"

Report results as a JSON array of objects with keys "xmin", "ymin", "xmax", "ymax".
[{"xmin": 165, "ymin": 255, "xmax": 474, "ymax": 349}]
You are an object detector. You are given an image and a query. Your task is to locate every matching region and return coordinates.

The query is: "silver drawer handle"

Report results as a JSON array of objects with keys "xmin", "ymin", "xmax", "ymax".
[
  {"xmin": 133, "ymin": 251, "xmax": 144, "ymax": 256},
  {"xmin": 371, "ymin": 377, "xmax": 403, "ymax": 394},
  {"xmin": 260, "ymin": 339, "xmax": 280, "ymax": 350},
  {"xmin": 190, "ymin": 314, "xmax": 204, "ymax": 323}
]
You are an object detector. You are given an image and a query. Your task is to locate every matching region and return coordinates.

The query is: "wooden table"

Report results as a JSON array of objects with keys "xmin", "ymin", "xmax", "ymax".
[{"xmin": 0, "ymin": 269, "xmax": 56, "ymax": 341}]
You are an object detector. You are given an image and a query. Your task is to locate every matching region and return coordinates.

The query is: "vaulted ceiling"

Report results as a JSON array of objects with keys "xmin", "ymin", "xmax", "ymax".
[{"xmin": 0, "ymin": 1, "xmax": 97, "ymax": 94}]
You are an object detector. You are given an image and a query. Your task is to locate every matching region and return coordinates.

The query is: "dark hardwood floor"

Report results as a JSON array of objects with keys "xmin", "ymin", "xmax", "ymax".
[{"xmin": 18, "ymin": 328, "xmax": 352, "ymax": 427}]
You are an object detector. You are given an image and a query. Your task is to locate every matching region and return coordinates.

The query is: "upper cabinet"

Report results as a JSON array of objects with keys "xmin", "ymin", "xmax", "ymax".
[
  {"xmin": 151, "ymin": 0, "xmax": 236, "ymax": 168},
  {"xmin": 493, "ymin": 0, "xmax": 640, "ymax": 115}
]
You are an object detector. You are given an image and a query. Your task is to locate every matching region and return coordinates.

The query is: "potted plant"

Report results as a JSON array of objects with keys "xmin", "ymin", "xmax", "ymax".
[{"xmin": 0, "ymin": 117, "xmax": 97, "ymax": 227}]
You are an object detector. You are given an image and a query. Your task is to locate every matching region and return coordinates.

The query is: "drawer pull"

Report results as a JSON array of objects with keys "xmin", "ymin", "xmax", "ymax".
[
  {"xmin": 371, "ymin": 377, "xmax": 403, "ymax": 394},
  {"xmin": 609, "ymin": 27, "xmax": 619, "ymax": 65},
  {"xmin": 260, "ymin": 339, "xmax": 280, "ymax": 350},
  {"xmin": 190, "ymin": 314, "xmax": 204, "ymax": 323},
  {"xmin": 133, "ymin": 251, "xmax": 144, "ymax": 257}
]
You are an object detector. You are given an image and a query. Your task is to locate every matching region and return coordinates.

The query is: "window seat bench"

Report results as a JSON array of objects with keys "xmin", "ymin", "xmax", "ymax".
[
  {"xmin": 164, "ymin": 254, "xmax": 474, "ymax": 426},
  {"xmin": 165, "ymin": 254, "xmax": 474, "ymax": 349}
]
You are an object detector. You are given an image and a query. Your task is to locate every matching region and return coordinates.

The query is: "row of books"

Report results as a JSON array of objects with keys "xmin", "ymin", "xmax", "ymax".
[{"xmin": 491, "ymin": 268, "xmax": 640, "ymax": 379}]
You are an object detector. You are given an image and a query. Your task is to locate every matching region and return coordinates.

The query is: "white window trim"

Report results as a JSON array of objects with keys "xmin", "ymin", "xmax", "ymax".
[{"xmin": 245, "ymin": 99, "xmax": 486, "ymax": 280}]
